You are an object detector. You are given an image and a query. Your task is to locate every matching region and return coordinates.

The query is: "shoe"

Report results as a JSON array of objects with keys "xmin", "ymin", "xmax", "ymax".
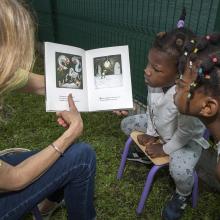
[
  {"xmin": 126, "ymin": 145, "xmax": 152, "ymax": 164},
  {"xmin": 162, "ymin": 193, "xmax": 190, "ymax": 220},
  {"xmin": 33, "ymin": 200, "xmax": 65, "ymax": 220}
]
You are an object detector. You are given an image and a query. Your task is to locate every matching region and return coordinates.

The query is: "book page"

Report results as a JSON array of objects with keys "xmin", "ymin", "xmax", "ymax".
[
  {"xmin": 45, "ymin": 42, "xmax": 89, "ymax": 112},
  {"xmin": 86, "ymin": 46, "xmax": 133, "ymax": 111}
]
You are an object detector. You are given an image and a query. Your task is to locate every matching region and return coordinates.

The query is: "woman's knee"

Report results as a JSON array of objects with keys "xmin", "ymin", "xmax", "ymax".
[{"xmin": 65, "ymin": 142, "xmax": 96, "ymax": 166}]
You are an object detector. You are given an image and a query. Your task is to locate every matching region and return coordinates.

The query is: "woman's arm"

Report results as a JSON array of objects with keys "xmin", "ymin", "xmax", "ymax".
[
  {"xmin": 20, "ymin": 73, "xmax": 45, "ymax": 95},
  {"xmin": 0, "ymin": 95, "xmax": 82, "ymax": 191}
]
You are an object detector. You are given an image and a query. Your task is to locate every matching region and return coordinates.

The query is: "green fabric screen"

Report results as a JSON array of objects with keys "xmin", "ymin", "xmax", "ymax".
[{"xmin": 28, "ymin": 0, "xmax": 220, "ymax": 104}]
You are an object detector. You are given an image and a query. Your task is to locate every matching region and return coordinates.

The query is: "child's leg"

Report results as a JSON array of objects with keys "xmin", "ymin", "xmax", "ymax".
[
  {"xmin": 121, "ymin": 114, "xmax": 147, "ymax": 136},
  {"xmin": 162, "ymin": 144, "xmax": 202, "ymax": 219},
  {"xmin": 169, "ymin": 143, "xmax": 202, "ymax": 196}
]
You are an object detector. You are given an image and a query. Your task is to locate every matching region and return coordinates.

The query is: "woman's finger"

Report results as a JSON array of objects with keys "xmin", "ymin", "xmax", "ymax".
[
  {"xmin": 56, "ymin": 111, "xmax": 62, "ymax": 117},
  {"xmin": 68, "ymin": 94, "xmax": 78, "ymax": 112}
]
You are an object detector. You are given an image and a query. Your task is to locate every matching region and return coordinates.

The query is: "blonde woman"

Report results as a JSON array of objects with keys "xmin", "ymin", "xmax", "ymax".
[{"xmin": 0, "ymin": 0, "xmax": 96, "ymax": 219}]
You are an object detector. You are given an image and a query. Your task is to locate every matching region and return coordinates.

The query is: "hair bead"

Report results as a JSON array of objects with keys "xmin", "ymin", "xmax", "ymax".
[
  {"xmin": 205, "ymin": 74, "xmax": 211, "ymax": 79},
  {"xmin": 198, "ymin": 67, "xmax": 203, "ymax": 75},
  {"xmin": 156, "ymin": 31, "xmax": 166, "ymax": 38},
  {"xmin": 190, "ymin": 82, "xmax": 197, "ymax": 87},
  {"xmin": 193, "ymin": 48, "xmax": 198, "ymax": 53},
  {"xmin": 212, "ymin": 57, "xmax": 218, "ymax": 63},
  {"xmin": 206, "ymin": 35, "xmax": 211, "ymax": 40}
]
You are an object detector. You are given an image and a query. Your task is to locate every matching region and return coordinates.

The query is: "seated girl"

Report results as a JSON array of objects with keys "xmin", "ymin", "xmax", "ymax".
[{"xmin": 174, "ymin": 33, "xmax": 220, "ymax": 180}]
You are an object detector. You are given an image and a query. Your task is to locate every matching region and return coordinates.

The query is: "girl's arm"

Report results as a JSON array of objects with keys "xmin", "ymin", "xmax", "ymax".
[
  {"xmin": 0, "ymin": 95, "xmax": 82, "ymax": 191},
  {"xmin": 162, "ymin": 114, "xmax": 208, "ymax": 155},
  {"xmin": 20, "ymin": 73, "xmax": 45, "ymax": 95}
]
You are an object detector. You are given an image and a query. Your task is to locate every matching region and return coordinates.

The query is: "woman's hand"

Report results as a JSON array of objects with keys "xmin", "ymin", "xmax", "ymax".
[
  {"xmin": 0, "ymin": 94, "xmax": 83, "ymax": 192},
  {"xmin": 112, "ymin": 110, "xmax": 129, "ymax": 116},
  {"xmin": 137, "ymin": 134, "xmax": 157, "ymax": 146},
  {"xmin": 145, "ymin": 143, "xmax": 168, "ymax": 158},
  {"xmin": 56, "ymin": 94, "xmax": 83, "ymax": 141}
]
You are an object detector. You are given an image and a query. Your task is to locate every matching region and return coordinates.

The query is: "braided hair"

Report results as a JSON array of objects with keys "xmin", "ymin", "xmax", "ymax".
[
  {"xmin": 178, "ymin": 33, "xmax": 220, "ymax": 99},
  {"xmin": 153, "ymin": 8, "xmax": 196, "ymax": 66}
]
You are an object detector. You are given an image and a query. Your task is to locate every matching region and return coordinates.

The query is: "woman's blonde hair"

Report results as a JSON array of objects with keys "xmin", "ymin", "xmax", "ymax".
[{"xmin": 0, "ymin": 0, "xmax": 35, "ymax": 93}]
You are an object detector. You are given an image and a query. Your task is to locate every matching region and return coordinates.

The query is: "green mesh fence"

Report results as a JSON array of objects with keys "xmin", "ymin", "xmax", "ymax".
[{"xmin": 28, "ymin": 0, "xmax": 220, "ymax": 104}]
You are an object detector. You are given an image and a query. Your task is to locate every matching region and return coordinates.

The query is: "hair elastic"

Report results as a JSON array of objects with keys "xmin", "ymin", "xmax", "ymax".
[
  {"xmin": 177, "ymin": 20, "xmax": 184, "ymax": 28},
  {"xmin": 177, "ymin": 7, "xmax": 186, "ymax": 28}
]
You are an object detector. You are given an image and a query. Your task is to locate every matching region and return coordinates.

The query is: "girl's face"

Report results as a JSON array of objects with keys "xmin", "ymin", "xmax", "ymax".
[
  {"xmin": 144, "ymin": 48, "xmax": 177, "ymax": 87},
  {"xmin": 174, "ymin": 62, "xmax": 208, "ymax": 116}
]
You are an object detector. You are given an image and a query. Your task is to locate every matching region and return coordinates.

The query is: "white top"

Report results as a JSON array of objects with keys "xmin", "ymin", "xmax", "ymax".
[{"xmin": 146, "ymin": 85, "xmax": 210, "ymax": 155}]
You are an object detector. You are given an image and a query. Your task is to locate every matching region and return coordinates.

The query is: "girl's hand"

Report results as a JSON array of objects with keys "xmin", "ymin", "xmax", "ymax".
[
  {"xmin": 112, "ymin": 110, "xmax": 129, "ymax": 116},
  {"xmin": 56, "ymin": 94, "xmax": 83, "ymax": 140},
  {"xmin": 145, "ymin": 143, "xmax": 168, "ymax": 158},
  {"xmin": 137, "ymin": 134, "xmax": 157, "ymax": 146}
]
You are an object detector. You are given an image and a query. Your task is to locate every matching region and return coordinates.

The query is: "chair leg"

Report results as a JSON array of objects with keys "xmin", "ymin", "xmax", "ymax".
[
  {"xmin": 192, "ymin": 171, "xmax": 198, "ymax": 208},
  {"xmin": 136, "ymin": 164, "xmax": 168, "ymax": 215},
  {"xmin": 117, "ymin": 137, "xmax": 133, "ymax": 180},
  {"xmin": 32, "ymin": 206, "xmax": 43, "ymax": 220}
]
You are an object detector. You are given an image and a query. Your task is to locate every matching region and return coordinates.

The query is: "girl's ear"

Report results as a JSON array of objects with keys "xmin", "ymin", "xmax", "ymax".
[{"xmin": 200, "ymin": 97, "xmax": 219, "ymax": 117}]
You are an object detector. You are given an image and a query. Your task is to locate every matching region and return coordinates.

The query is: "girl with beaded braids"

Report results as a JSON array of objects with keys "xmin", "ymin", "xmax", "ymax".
[
  {"xmin": 174, "ymin": 33, "xmax": 220, "ymax": 182},
  {"xmin": 115, "ymin": 8, "xmax": 210, "ymax": 220}
]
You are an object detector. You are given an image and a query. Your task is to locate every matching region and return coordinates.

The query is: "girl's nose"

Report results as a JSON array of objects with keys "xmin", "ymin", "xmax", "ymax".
[{"xmin": 144, "ymin": 67, "xmax": 151, "ymax": 76}]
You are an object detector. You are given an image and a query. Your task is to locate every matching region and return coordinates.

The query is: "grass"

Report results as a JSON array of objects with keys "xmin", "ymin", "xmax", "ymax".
[{"xmin": 1, "ymin": 55, "xmax": 220, "ymax": 220}]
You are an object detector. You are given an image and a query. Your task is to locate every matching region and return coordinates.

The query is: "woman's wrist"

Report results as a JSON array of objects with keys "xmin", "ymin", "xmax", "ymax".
[
  {"xmin": 53, "ymin": 128, "xmax": 78, "ymax": 152},
  {"xmin": 50, "ymin": 143, "xmax": 64, "ymax": 157}
]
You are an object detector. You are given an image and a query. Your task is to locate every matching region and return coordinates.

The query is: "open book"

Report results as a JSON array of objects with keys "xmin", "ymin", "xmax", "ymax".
[{"xmin": 45, "ymin": 42, "xmax": 133, "ymax": 112}]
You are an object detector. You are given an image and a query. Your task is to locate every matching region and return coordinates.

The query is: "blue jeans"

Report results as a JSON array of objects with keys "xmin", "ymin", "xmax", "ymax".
[{"xmin": 0, "ymin": 142, "xmax": 96, "ymax": 220}]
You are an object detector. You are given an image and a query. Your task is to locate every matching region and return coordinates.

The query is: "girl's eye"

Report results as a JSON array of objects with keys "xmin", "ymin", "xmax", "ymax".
[
  {"xmin": 154, "ymin": 68, "xmax": 160, "ymax": 72},
  {"xmin": 152, "ymin": 66, "xmax": 161, "ymax": 72}
]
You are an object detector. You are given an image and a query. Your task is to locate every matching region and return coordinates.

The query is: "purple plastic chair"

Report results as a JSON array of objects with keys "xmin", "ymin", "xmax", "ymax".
[{"xmin": 117, "ymin": 136, "xmax": 200, "ymax": 215}]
